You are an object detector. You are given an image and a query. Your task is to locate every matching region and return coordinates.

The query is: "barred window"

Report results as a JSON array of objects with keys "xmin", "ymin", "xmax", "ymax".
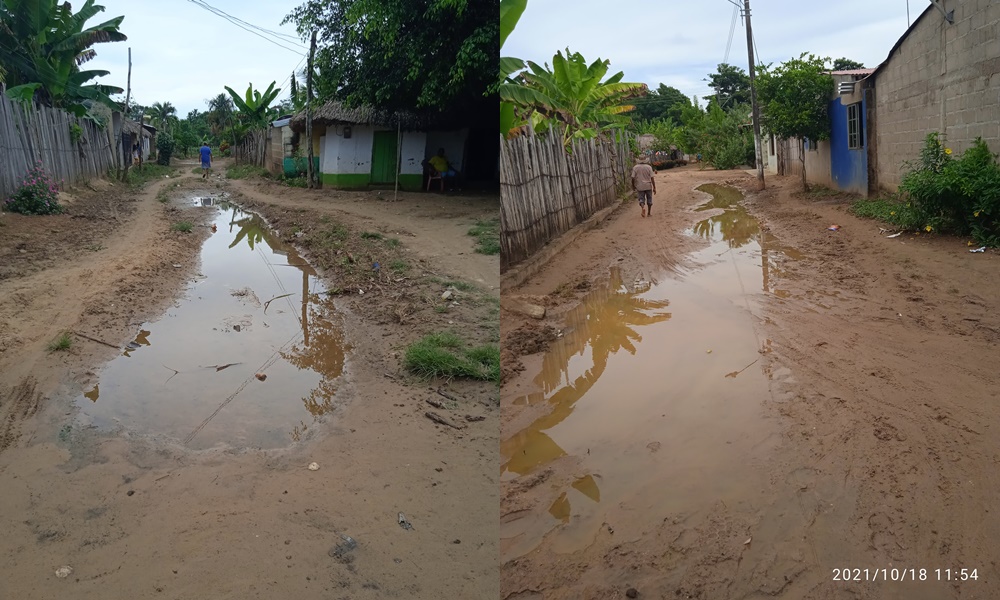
[{"xmin": 847, "ymin": 103, "xmax": 863, "ymax": 149}]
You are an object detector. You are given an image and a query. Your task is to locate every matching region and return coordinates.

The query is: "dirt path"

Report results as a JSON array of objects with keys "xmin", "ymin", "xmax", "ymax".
[
  {"xmin": 500, "ymin": 166, "xmax": 1000, "ymax": 599},
  {"xmin": 0, "ymin": 164, "xmax": 499, "ymax": 599}
]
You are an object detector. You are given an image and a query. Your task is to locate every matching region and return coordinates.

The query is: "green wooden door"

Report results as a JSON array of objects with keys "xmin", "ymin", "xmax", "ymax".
[{"xmin": 370, "ymin": 131, "xmax": 397, "ymax": 184}]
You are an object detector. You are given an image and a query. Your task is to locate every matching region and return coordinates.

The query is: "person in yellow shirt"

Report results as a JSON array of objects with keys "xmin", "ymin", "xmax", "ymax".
[{"xmin": 428, "ymin": 148, "xmax": 458, "ymax": 180}]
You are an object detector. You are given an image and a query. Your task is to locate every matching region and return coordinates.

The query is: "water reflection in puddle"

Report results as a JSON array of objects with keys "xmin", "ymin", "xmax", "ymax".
[
  {"xmin": 501, "ymin": 184, "xmax": 799, "ymax": 560},
  {"xmin": 76, "ymin": 203, "xmax": 350, "ymax": 450}
]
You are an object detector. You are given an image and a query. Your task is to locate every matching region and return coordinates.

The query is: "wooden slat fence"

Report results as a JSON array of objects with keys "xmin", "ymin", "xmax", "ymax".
[
  {"xmin": 0, "ymin": 93, "xmax": 115, "ymax": 199},
  {"xmin": 233, "ymin": 128, "xmax": 268, "ymax": 168},
  {"xmin": 500, "ymin": 129, "xmax": 633, "ymax": 271}
]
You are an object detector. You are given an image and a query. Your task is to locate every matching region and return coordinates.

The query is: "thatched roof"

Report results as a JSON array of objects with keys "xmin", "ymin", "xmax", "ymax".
[
  {"xmin": 290, "ymin": 101, "xmax": 447, "ymax": 132},
  {"xmin": 121, "ymin": 118, "xmax": 151, "ymax": 137}
]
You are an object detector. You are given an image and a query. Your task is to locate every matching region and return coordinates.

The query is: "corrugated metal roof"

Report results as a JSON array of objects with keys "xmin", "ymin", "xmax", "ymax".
[{"xmin": 828, "ymin": 68, "xmax": 876, "ymax": 75}]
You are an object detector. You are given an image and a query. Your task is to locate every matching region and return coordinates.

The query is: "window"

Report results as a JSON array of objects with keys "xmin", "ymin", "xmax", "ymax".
[{"xmin": 847, "ymin": 103, "xmax": 863, "ymax": 149}]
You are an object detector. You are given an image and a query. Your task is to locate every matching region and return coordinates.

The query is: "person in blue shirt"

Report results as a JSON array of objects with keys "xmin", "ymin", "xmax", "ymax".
[{"xmin": 199, "ymin": 142, "xmax": 212, "ymax": 178}]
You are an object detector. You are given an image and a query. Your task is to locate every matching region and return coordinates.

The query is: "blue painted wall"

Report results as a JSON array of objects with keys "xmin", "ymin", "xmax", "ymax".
[{"xmin": 828, "ymin": 96, "xmax": 867, "ymax": 194}]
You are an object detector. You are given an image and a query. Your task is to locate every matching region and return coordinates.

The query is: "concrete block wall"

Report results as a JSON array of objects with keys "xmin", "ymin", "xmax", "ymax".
[{"xmin": 874, "ymin": 0, "xmax": 1000, "ymax": 191}]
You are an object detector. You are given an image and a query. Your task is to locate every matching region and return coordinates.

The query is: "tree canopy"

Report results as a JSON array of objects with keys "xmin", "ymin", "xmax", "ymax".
[
  {"xmin": 756, "ymin": 53, "xmax": 834, "ymax": 188},
  {"xmin": 832, "ymin": 57, "xmax": 865, "ymax": 71},
  {"xmin": 631, "ymin": 84, "xmax": 692, "ymax": 123},
  {"xmin": 706, "ymin": 63, "xmax": 750, "ymax": 109},
  {"xmin": 283, "ymin": 0, "xmax": 496, "ymax": 121}
]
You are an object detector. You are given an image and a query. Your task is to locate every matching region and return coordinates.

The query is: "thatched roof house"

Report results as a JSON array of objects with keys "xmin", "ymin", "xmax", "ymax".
[{"xmin": 289, "ymin": 101, "xmax": 449, "ymax": 132}]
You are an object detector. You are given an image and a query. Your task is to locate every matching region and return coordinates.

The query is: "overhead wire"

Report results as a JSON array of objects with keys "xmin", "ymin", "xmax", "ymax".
[
  {"xmin": 723, "ymin": 3, "xmax": 738, "ymax": 65},
  {"xmin": 184, "ymin": 0, "xmax": 307, "ymax": 56}
]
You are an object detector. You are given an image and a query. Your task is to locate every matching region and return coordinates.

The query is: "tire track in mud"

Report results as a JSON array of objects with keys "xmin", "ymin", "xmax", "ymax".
[{"xmin": 0, "ymin": 377, "xmax": 40, "ymax": 454}]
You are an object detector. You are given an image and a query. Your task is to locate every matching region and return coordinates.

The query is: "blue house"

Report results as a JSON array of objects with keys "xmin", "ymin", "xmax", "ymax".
[{"xmin": 764, "ymin": 68, "xmax": 874, "ymax": 196}]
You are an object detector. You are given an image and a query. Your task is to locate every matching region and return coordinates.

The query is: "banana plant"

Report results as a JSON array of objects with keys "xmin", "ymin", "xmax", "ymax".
[
  {"xmin": 0, "ymin": 0, "xmax": 126, "ymax": 114},
  {"xmin": 224, "ymin": 81, "xmax": 282, "ymax": 130},
  {"xmin": 500, "ymin": 0, "xmax": 527, "ymax": 138},
  {"xmin": 501, "ymin": 49, "xmax": 646, "ymax": 147}
]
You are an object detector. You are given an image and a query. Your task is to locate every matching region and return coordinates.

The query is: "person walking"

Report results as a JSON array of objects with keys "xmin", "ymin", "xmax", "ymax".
[
  {"xmin": 631, "ymin": 155, "xmax": 657, "ymax": 218},
  {"xmin": 199, "ymin": 142, "xmax": 212, "ymax": 178}
]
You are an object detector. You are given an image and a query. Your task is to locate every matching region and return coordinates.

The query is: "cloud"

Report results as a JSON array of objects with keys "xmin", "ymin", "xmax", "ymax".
[
  {"xmin": 505, "ymin": 0, "xmax": 914, "ymax": 100},
  {"xmin": 85, "ymin": 0, "xmax": 307, "ymax": 115}
]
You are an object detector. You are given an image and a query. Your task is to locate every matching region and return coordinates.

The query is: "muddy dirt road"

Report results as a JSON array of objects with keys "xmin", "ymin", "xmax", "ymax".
[
  {"xmin": 500, "ymin": 166, "xmax": 1000, "ymax": 599},
  {"xmin": 0, "ymin": 162, "xmax": 499, "ymax": 599}
]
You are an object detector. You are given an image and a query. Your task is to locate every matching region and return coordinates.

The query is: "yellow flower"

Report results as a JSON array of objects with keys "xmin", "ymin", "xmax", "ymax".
[
  {"xmin": 968, "ymin": 241, "xmax": 975, "ymax": 246},
  {"xmin": 974, "ymin": 210, "xmax": 981, "ymax": 217},
  {"xmin": 890, "ymin": 211, "xmax": 896, "ymax": 215},
  {"xmin": 945, "ymin": 148, "xmax": 952, "ymax": 155},
  {"xmin": 925, "ymin": 225, "xmax": 933, "ymax": 232}
]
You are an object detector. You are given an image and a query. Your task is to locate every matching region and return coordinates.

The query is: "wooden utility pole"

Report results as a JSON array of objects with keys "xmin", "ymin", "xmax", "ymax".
[
  {"xmin": 306, "ymin": 32, "xmax": 316, "ymax": 189},
  {"xmin": 120, "ymin": 48, "xmax": 132, "ymax": 182},
  {"xmin": 743, "ymin": 0, "xmax": 765, "ymax": 189}
]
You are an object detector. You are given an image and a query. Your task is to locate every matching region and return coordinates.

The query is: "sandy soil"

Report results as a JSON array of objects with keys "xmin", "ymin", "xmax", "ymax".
[
  {"xmin": 0, "ymin": 160, "xmax": 499, "ymax": 599},
  {"xmin": 500, "ymin": 165, "xmax": 1000, "ymax": 599}
]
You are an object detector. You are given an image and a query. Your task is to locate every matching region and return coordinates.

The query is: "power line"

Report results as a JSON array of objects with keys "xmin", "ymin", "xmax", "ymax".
[
  {"xmin": 184, "ymin": 0, "xmax": 306, "ymax": 56},
  {"xmin": 189, "ymin": 0, "xmax": 302, "ymax": 42},
  {"xmin": 723, "ymin": 3, "xmax": 738, "ymax": 65}
]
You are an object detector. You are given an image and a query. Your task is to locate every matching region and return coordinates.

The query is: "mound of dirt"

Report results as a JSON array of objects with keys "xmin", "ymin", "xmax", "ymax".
[{"xmin": 506, "ymin": 322, "xmax": 558, "ymax": 358}]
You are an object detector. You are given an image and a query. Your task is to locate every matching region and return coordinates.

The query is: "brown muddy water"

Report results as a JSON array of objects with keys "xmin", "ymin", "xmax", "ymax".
[
  {"xmin": 501, "ymin": 184, "xmax": 804, "ymax": 560},
  {"xmin": 75, "ymin": 198, "xmax": 349, "ymax": 450}
]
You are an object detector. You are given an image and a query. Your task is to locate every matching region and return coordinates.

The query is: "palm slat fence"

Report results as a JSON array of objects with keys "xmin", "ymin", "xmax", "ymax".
[
  {"xmin": 0, "ymin": 93, "xmax": 115, "ymax": 199},
  {"xmin": 500, "ymin": 129, "xmax": 632, "ymax": 271},
  {"xmin": 233, "ymin": 129, "xmax": 268, "ymax": 168}
]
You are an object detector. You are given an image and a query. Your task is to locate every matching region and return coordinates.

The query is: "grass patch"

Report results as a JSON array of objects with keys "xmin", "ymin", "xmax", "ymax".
[
  {"xmin": 191, "ymin": 167, "xmax": 204, "ymax": 174},
  {"xmin": 124, "ymin": 164, "xmax": 175, "ymax": 187},
  {"xmin": 404, "ymin": 332, "xmax": 499, "ymax": 382},
  {"xmin": 361, "ymin": 231, "xmax": 383, "ymax": 240},
  {"xmin": 171, "ymin": 221, "xmax": 193, "ymax": 233},
  {"xmin": 850, "ymin": 197, "xmax": 922, "ymax": 230},
  {"xmin": 467, "ymin": 217, "xmax": 500, "ymax": 255},
  {"xmin": 283, "ymin": 176, "xmax": 308, "ymax": 188},
  {"xmin": 226, "ymin": 164, "xmax": 269, "ymax": 180},
  {"xmin": 389, "ymin": 259, "xmax": 410, "ymax": 274},
  {"xmin": 385, "ymin": 237, "xmax": 402, "ymax": 248},
  {"xmin": 46, "ymin": 332, "xmax": 72, "ymax": 352},
  {"xmin": 433, "ymin": 278, "xmax": 476, "ymax": 292}
]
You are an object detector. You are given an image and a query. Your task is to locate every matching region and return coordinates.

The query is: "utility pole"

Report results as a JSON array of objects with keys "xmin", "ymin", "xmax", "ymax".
[
  {"xmin": 743, "ymin": 0, "xmax": 765, "ymax": 189},
  {"xmin": 120, "ymin": 48, "xmax": 132, "ymax": 182},
  {"xmin": 306, "ymin": 31, "xmax": 316, "ymax": 189}
]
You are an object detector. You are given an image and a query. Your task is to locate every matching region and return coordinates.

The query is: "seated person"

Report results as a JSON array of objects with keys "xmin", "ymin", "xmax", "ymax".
[{"xmin": 428, "ymin": 148, "xmax": 458, "ymax": 182}]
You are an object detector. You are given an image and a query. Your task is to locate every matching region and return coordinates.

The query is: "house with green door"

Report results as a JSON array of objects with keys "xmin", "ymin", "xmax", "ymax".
[{"xmin": 288, "ymin": 102, "xmax": 468, "ymax": 190}]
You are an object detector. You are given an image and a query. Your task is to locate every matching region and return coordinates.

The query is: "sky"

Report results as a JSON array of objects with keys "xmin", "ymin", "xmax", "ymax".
[
  {"xmin": 87, "ymin": 0, "xmax": 308, "ymax": 116},
  {"xmin": 505, "ymin": 0, "xmax": 924, "ymax": 102}
]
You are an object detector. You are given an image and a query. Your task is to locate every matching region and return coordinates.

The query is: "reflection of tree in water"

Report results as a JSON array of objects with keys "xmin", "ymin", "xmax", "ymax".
[
  {"xmin": 228, "ymin": 213, "xmax": 268, "ymax": 251},
  {"xmin": 502, "ymin": 267, "xmax": 671, "ymax": 481},
  {"xmin": 692, "ymin": 184, "xmax": 759, "ymax": 249},
  {"xmin": 279, "ymin": 296, "xmax": 348, "ymax": 418},
  {"xmin": 691, "ymin": 207, "xmax": 759, "ymax": 249}
]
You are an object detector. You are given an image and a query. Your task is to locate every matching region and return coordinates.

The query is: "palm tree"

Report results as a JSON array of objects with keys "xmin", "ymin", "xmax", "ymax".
[
  {"xmin": 0, "ymin": 0, "xmax": 127, "ymax": 114},
  {"xmin": 224, "ymin": 81, "xmax": 282, "ymax": 129},
  {"xmin": 147, "ymin": 101, "xmax": 177, "ymax": 133},
  {"xmin": 206, "ymin": 93, "xmax": 234, "ymax": 138}
]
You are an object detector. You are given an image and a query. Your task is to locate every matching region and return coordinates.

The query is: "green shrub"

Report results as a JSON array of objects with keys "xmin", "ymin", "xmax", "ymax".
[
  {"xmin": 226, "ymin": 164, "xmax": 269, "ymax": 179},
  {"xmin": 899, "ymin": 133, "xmax": 1000, "ymax": 245},
  {"xmin": 850, "ymin": 197, "xmax": 922, "ymax": 229},
  {"xmin": 404, "ymin": 332, "xmax": 500, "ymax": 382},
  {"xmin": 46, "ymin": 332, "xmax": 72, "ymax": 351},
  {"xmin": 156, "ymin": 132, "xmax": 175, "ymax": 166},
  {"xmin": 4, "ymin": 163, "xmax": 63, "ymax": 215},
  {"xmin": 171, "ymin": 221, "xmax": 193, "ymax": 233},
  {"xmin": 468, "ymin": 217, "xmax": 500, "ymax": 255}
]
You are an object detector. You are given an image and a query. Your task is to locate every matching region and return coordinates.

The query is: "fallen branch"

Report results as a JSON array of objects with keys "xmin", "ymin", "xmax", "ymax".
[
  {"xmin": 426, "ymin": 398, "xmax": 447, "ymax": 410},
  {"xmin": 71, "ymin": 331, "xmax": 119, "ymax": 349},
  {"xmin": 425, "ymin": 411, "xmax": 464, "ymax": 430},
  {"xmin": 464, "ymin": 414, "xmax": 486, "ymax": 422},
  {"xmin": 263, "ymin": 293, "xmax": 294, "ymax": 314}
]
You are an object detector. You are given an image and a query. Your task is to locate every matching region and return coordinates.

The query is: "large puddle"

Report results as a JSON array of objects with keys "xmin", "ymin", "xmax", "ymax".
[
  {"xmin": 76, "ymin": 197, "xmax": 349, "ymax": 450},
  {"xmin": 501, "ymin": 184, "xmax": 801, "ymax": 559}
]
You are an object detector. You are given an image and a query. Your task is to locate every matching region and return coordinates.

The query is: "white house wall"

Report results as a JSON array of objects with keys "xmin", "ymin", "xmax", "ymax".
[
  {"xmin": 400, "ymin": 131, "xmax": 426, "ymax": 175},
  {"xmin": 321, "ymin": 124, "xmax": 374, "ymax": 175}
]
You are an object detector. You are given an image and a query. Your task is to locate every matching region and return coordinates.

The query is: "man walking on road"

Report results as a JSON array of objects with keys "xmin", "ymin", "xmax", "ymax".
[
  {"xmin": 631, "ymin": 155, "xmax": 656, "ymax": 218},
  {"xmin": 200, "ymin": 142, "xmax": 212, "ymax": 179}
]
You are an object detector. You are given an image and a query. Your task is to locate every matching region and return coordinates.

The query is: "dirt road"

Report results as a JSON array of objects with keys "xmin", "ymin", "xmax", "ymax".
[
  {"xmin": 500, "ymin": 166, "xmax": 1000, "ymax": 599},
  {"xmin": 0, "ymin": 162, "xmax": 499, "ymax": 599}
]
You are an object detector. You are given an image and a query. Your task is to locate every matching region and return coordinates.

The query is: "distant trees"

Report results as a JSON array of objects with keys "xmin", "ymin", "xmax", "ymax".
[
  {"xmin": 632, "ymin": 84, "xmax": 692, "ymax": 124},
  {"xmin": 832, "ymin": 57, "xmax": 865, "ymax": 71},
  {"xmin": 706, "ymin": 63, "xmax": 750, "ymax": 109}
]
